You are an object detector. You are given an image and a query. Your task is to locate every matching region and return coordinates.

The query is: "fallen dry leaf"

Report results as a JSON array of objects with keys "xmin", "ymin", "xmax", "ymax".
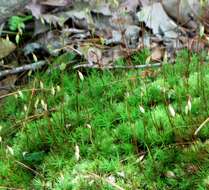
[
  {"xmin": 40, "ymin": 0, "xmax": 72, "ymax": 7},
  {"xmin": 151, "ymin": 47, "xmax": 163, "ymax": 61},
  {"xmin": 0, "ymin": 38, "xmax": 16, "ymax": 59}
]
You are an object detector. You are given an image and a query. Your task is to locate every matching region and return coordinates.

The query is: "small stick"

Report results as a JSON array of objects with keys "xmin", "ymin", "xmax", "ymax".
[
  {"xmin": 0, "ymin": 60, "xmax": 169, "ymax": 79},
  {"xmin": 13, "ymin": 108, "xmax": 56, "ymax": 127},
  {"xmin": 73, "ymin": 62, "xmax": 168, "ymax": 70},
  {"xmin": 0, "ymin": 61, "xmax": 46, "ymax": 78},
  {"xmin": 0, "ymin": 88, "xmax": 51, "ymax": 100},
  {"xmin": 0, "ymin": 187, "xmax": 23, "ymax": 190},
  {"xmin": 194, "ymin": 116, "xmax": 209, "ymax": 136},
  {"xmin": 14, "ymin": 160, "xmax": 44, "ymax": 178}
]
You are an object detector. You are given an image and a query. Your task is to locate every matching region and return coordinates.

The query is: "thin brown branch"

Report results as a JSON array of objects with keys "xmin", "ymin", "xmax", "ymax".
[
  {"xmin": 15, "ymin": 108, "xmax": 56, "ymax": 125},
  {"xmin": 3, "ymin": 108, "xmax": 56, "ymax": 137},
  {"xmin": 15, "ymin": 160, "xmax": 44, "ymax": 178},
  {"xmin": 73, "ymin": 62, "xmax": 169, "ymax": 70},
  {"xmin": 0, "ymin": 187, "xmax": 23, "ymax": 190},
  {"xmin": 0, "ymin": 88, "xmax": 51, "ymax": 100},
  {"xmin": 0, "ymin": 61, "xmax": 46, "ymax": 79},
  {"xmin": 194, "ymin": 116, "xmax": 209, "ymax": 136}
]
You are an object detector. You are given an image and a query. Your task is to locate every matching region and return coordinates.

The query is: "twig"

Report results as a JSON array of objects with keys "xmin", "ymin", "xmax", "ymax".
[
  {"xmin": 0, "ymin": 61, "xmax": 46, "ymax": 78},
  {"xmin": 0, "ymin": 88, "xmax": 51, "ymax": 100},
  {"xmin": 0, "ymin": 187, "xmax": 23, "ymax": 190},
  {"xmin": 20, "ymin": 108, "xmax": 56, "ymax": 123},
  {"xmin": 73, "ymin": 62, "xmax": 169, "ymax": 70},
  {"xmin": 194, "ymin": 116, "xmax": 209, "ymax": 136},
  {"xmin": 0, "ymin": 60, "xmax": 169, "ymax": 79},
  {"xmin": 14, "ymin": 160, "xmax": 44, "ymax": 178},
  {"xmin": 13, "ymin": 108, "xmax": 56, "ymax": 128},
  {"xmin": 3, "ymin": 108, "xmax": 56, "ymax": 137}
]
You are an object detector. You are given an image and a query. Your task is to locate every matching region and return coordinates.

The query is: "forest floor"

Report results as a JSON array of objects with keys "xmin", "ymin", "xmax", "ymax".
[{"xmin": 0, "ymin": 49, "xmax": 209, "ymax": 189}]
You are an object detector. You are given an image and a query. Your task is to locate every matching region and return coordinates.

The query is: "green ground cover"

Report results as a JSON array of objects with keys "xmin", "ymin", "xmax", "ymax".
[{"xmin": 0, "ymin": 50, "xmax": 208, "ymax": 189}]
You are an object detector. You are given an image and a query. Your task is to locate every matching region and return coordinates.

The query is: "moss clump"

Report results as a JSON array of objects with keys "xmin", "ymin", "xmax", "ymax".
[{"xmin": 0, "ymin": 50, "xmax": 208, "ymax": 189}]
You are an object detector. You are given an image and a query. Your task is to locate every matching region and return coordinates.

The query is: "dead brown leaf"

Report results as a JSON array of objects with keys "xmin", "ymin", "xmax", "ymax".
[
  {"xmin": 0, "ymin": 38, "xmax": 16, "ymax": 59},
  {"xmin": 151, "ymin": 47, "xmax": 163, "ymax": 61},
  {"xmin": 40, "ymin": 0, "xmax": 72, "ymax": 6}
]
